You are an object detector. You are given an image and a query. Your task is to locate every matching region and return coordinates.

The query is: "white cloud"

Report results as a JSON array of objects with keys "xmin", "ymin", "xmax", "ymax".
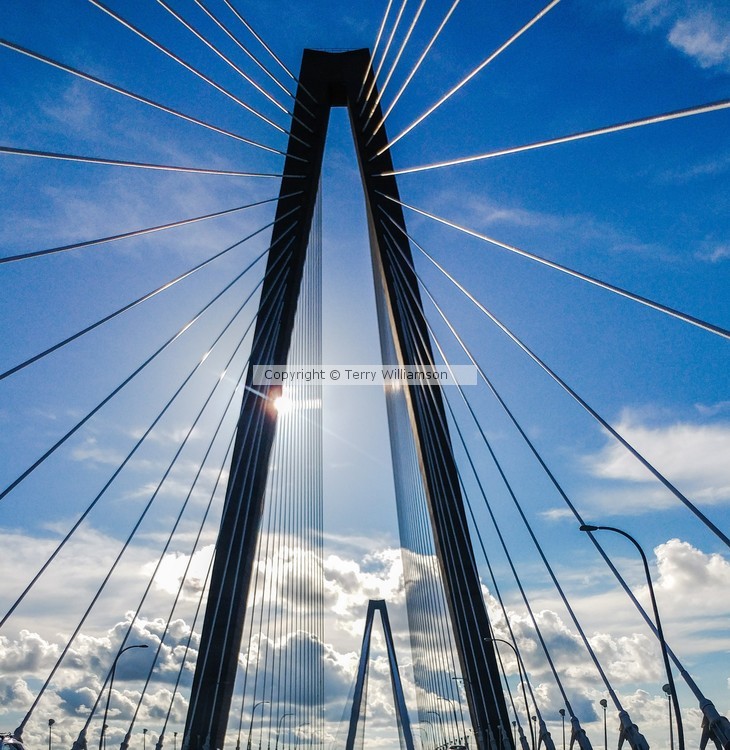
[
  {"xmin": 695, "ymin": 244, "xmax": 730, "ymax": 263},
  {"xmin": 583, "ymin": 409, "xmax": 730, "ymax": 507},
  {"xmin": 447, "ymin": 191, "xmax": 672, "ymax": 265},
  {"xmin": 695, "ymin": 399, "xmax": 730, "ymax": 417},
  {"xmin": 141, "ymin": 546, "xmax": 215, "ymax": 597},
  {"xmin": 624, "ymin": 1, "xmax": 730, "ymax": 72},
  {"xmin": 654, "ymin": 537, "xmax": 730, "ymax": 605},
  {"xmin": 0, "ymin": 630, "xmax": 60, "ymax": 673},
  {"xmin": 668, "ymin": 9, "xmax": 730, "ymax": 68},
  {"xmin": 1, "ymin": 517, "xmax": 726, "ymax": 750}
]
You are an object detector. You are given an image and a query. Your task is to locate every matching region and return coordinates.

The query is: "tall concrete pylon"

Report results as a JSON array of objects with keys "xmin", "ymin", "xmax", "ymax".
[{"xmin": 183, "ymin": 49, "xmax": 512, "ymax": 750}]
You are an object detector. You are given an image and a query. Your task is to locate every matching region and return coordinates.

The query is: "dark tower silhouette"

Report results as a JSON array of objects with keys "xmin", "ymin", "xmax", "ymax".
[{"xmin": 184, "ymin": 49, "xmax": 512, "ymax": 750}]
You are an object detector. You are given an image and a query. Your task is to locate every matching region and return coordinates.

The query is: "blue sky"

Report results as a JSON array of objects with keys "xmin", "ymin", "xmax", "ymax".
[{"xmin": 0, "ymin": 1, "xmax": 729, "ymax": 750}]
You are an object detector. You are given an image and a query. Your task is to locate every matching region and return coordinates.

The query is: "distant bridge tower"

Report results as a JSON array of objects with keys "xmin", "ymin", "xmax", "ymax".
[{"xmin": 345, "ymin": 600, "xmax": 415, "ymax": 750}]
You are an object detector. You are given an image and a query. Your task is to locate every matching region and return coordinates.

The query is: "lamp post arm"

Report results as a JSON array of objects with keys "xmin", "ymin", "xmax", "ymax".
[
  {"xmin": 591, "ymin": 526, "xmax": 684, "ymax": 750},
  {"xmin": 487, "ymin": 638, "xmax": 535, "ymax": 750}
]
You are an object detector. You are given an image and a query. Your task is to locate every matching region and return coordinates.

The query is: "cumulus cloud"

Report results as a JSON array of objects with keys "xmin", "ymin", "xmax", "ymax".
[
  {"xmin": 2, "ymin": 516, "xmax": 725, "ymax": 750},
  {"xmin": 624, "ymin": 0, "xmax": 730, "ymax": 72},
  {"xmin": 141, "ymin": 545, "xmax": 215, "ymax": 597},
  {"xmin": 0, "ymin": 612, "xmax": 199, "ymax": 747},
  {"xmin": 654, "ymin": 538, "xmax": 730, "ymax": 613},
  {"xmin": 0, "ymin": 630, "xmax": 61, "ymax": 674},
  {"xmin": 581, "ymin": 409, "xmax": 730, "ymax": 511}
]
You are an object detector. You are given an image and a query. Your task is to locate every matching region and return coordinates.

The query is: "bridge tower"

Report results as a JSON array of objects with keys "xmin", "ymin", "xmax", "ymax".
[{"xmin": 184, "ymin": 49, "xmax": 512, "ymax": 750}]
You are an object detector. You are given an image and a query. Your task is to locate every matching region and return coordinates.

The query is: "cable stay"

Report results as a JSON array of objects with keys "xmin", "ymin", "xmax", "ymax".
[
  {"xmin": 0, "ymin": 251, "xmax": 290, "ymax": 631},
  {"xmin": 0, "ymin": 218, "xmax": 299, "ymax": 503},
  {"xmin": 457, "ymin": 475, "xmax": 552, "ymax": 750},
  {"xmin": 389, "ymin": 401, "xmax": 471, "ymax": 746},
  {"xmin": 0, "ymin": 39, "xmax": 300, "ymax": 160},
  {"xmin": 219, "ymin": 0, "xmax": 318, "ymax": 104},
  {"xmin": 1, "ymin": 194, "xmax": 284, "ymax": 264},
  {"xmin": 380, "ymin": 335, "xmax": 484, "ymax": 744},
  {"xmin": 378, "ymin": 215, "xmax": 729, "ymax": 747},
  {"xmin": 373, "ymin": 0, "xmax": 563, "ymax": 157},
  {"xmin": 383, "ymin": 252, "xmax": 539, "ymax": 749},
  {"xmin": 382, "ymin": 223, "xmax": 650, "ymax": 749},
  {"xmin": 75, "ymin": 446, "xmax": 223, "ymax": 750},
  {"xmin": 383, "ymin": 232, "xmax": 595, "ymax": 737},
  {"xmin": 182, "ymin": 289, "xmax": 292, "ymax": 733},
  {"xmin": 0, "ymin": 202, "xmax": 300, "ymax": 382},
  {"xmin": 357, "ymin": 0, "xmax": 394, "ymax": 103},
  {"xmin": 362, "ymin": 0, "xmax": 426, "ymax": 130},
  {"xmin": 14, "ymin": 339, "xmax": 245, "ymax": 737},
  {"xmin": 375, "ymin": 230, "xmax": 510, "ymax": 745},
  {"xmin": 224, "ymin": 194, "xmax": 324, "ymax": 750},
  {"xmin": 188, "ymin": 0, "xmax": 316, "ymax": 122},
  {"xmin": 380, "ymin": 98, "xmax": 730, "ymax": 173},
  {"xmin": 0, "ymin": 144, "xmax": 292, "ymax": 177},
  {"xmin": 155, "ymin": 546, "xmax": 215, "ymax": 750},
  {"xmin": 154, "ymin": 0, "xmax": 289, "ymax": 116},
  {"xmin": 77, "ymin": 525, "xmax": 215, "ymax": 750},
  {"xmin": 386, "ymin": 371, "xmax": 460, "ymax": 734},
  {"xmin": 359, "ymin": 0, "xmax": 408, "ymax": 113},
  {"xmin": 412, "ymin": 231, "xmax": 730, "ymax": 549},
  {"xmin": 366, "ymin": 0, "xmax": 461, "ymax": 145},
  {"xmin": 87, "ymin": 0, "xmax": 295, "ymax": 140},
  {"xmin": 381, "ymin": 210, "xmax": 730, "ymax": 547},
  {"xmin": 373, "ymin": 229, "xmax": 472, "ymax": 747},
  {"xmin": 193, "ymin": 265, "xmax": 301, "ymax": 733},
  {"xmin": 12, "ymin": 254, "xmax": 293, "ymax": 738},
  {"xmin": 379, "ymin": 194, "xmax": 730, "ymax": 339},
  {"xmin": 155, "ymin": 535, "xmax": 217, "ymax": 750},
  {"xmin": 413, "ymin": 243, "xmax": 730, "ymax": 749},
  {"xmin": 92, "ymin": 290, "xmax": 290, "ymax": 750}
]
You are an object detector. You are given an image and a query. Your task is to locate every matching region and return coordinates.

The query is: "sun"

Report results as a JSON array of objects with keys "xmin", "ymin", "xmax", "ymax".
[{"xmin": 273, "ymin": 395, "xmax": 293, "ymax": 414}]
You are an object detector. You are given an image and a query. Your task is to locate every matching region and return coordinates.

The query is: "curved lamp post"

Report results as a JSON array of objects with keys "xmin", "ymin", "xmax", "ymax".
[
  {"xmin": 294, "ymin": 723, "xmax": 309, "ymax": 749},
  {"xmin": 275, "ymin": 713, "xmax": 294, "ymax": 750},
  {"xmin": 427, "ymin": 711, "xmax": 446, "ymax": 750},
  {"xmin": 440, "ymin": 695, "xmax": 463, "ymax": 747},
  {"xmin": 579, "ymin": 525, "xmax": 684, "ymax": 750},
  {"xmin": 246, "ymin": 701, "xmax": 269, "ymax": 750},
  {"xmin": 99, "ymin": 645, "xmax": 149, "ymax": 750},
  {"xmin": 486, "ymin": 638, "xmax": 535, "ymax": 750},
  {"xmin": 663, "ymin": 684, "xmax": 675, "ymax": 750},
  {"xmin": 423, "ymin": 719, "xmax": 436, "ymax": 749}
]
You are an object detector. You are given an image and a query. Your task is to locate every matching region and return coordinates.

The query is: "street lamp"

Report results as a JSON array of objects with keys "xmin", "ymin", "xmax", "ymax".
[
  {"xmin": 579, "ymin": 525, "xmax": 684, "ymax": 750},
  {"xmin": 99, "ymin": 644, "xmax": 149, "ymax": 750},
  {"xmin": 423, "ymin": 719, "xmax": 436, "ymax": 749},
  {"xmin": 427, "ymin": 711, "xmax": 446, "ymax": 749},
  {"xmin": 143, "ymin": 729, "xmax": 147, "ymax": 750},
  {"xmin": 599, "ymin": 700, "xmax": 607, "ymax": 750},
  {"xmin": 294, "ymin": 723, "xmax": 309, "ymax": 749},
  {"xmin": 558, "ymin": 710, "xmax": 565, "ymax": 750},
  {"xmin": 173, "ymin": 733, "xmax": 177, "ymax": 750},
  {"xmin": 48, "ymin": 719, "xmax": 55, "ymax": 750},
  {"xmin": 440, "ymin": 695, "xmax": 462, "ymax": 747},
  {"xmin": 246, "ymin": 701, "xmax": 269, "ymax": 750},
  {"xmin": 485, "ymin": 638, "xmax": 535, "ymax": 750},
  {"xmin": 663, "ymin": 684, "xmax": 675, "ymax": 750},
  {"xmin": 275, "ymin": 713, "xmax": 294, "ymax": 750}
]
